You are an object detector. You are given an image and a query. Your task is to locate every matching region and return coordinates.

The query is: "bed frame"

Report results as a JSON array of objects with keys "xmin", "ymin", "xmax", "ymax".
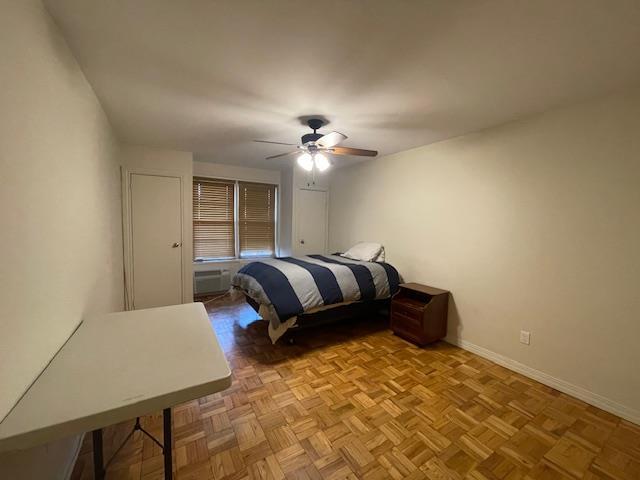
[{"xmin": 243, "ymin": 294, "xmax": 390, "ymax": 341}]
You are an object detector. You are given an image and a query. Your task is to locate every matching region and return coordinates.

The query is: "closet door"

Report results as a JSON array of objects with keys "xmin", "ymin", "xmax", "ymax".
[
  {"xmin": 296, "ymin": 188, "xmax": 327, "ymax": 255},
  {"xmin": 129, "ymin": 173, "xmax": 183, "ymax": 309}
]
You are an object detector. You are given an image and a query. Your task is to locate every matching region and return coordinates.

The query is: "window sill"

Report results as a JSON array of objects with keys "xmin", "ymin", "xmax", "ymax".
[
  {"xmin": 193, "ymin": 257, "xmax": 274, "ymax": 266},
  {"xmin": 194, "ymin": 259, "xmax": 236, "ymax": 264}
]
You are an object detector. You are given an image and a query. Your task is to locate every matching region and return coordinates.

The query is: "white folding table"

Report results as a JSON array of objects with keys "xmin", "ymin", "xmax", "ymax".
[{"xmin": 0, "ymin": 303, "xmax": 232, "ymax": 479}]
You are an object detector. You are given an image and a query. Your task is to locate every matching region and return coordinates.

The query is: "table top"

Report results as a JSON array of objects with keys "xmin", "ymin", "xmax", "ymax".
[
  {"xmin": 399, "ymin": 282, "xmax": 449, "ymax": 296},
  {"xmin": 0, "ymin": 303, "xmax": 232, "ymax": 453}
]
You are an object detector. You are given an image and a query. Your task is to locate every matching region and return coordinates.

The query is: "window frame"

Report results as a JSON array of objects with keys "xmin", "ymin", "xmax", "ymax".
[{"xmin": 193, "ymin": 176, "xmax": 278, "ymax": 262}]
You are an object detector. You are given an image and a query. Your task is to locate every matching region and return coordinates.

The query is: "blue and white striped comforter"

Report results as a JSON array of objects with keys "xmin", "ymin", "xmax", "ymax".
[{"xmin": 232, "ymin": 255, "xmax": 401, "ymax": 327}]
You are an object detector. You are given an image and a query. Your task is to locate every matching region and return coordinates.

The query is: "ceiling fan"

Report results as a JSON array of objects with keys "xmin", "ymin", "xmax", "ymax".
[{"xmin": 254, "ymin": 118, "xmax": 378, "ymax": 172}]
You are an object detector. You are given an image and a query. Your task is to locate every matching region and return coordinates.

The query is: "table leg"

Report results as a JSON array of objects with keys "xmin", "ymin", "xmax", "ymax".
[
  {"xmin": 163, "ymin": 408, "xmax": 173, "ymax": 480},
  {"xmin": 92, "ymin": 429, "xmax": 104, "ymax": 480}
]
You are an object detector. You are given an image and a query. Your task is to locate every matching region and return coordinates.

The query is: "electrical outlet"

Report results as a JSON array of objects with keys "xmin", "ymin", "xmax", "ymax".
[{"xmin": 520, "ymin": 330, "xmax": 531, "ymax": 345}]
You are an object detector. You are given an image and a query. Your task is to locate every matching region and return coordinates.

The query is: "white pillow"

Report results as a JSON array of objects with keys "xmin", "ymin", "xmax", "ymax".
[
  {"xmin": 342, "ymin": 242, "xmax": 383, "ymax": 262},
  {"xmin": 372, "ymin": 247, "xmax": 385, "ymax": 262}
]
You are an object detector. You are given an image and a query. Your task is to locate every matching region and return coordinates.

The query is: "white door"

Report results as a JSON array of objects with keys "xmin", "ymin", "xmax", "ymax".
[
  {"xmin": 296, "ymin": 189, "xmax": 327, "ymax": 255},
  {"xmin": 130, "ymin": 173, "xmax": 183, "ymax": 309}
]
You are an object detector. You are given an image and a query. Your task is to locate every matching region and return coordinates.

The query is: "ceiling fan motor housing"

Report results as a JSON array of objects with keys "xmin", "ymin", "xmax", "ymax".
[
  {"xmin": 301, "ymin": 118, "xmax": 326, "ymax": 145},
  {"xmin": 301, "ymin": 132, "xmax": 323, "ymax": 145}
]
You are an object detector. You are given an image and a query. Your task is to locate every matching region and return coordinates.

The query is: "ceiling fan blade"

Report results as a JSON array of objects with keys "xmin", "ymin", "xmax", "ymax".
[
  {"xmin": 265, "ymin": 150, "xmax": 298, "ymax": 160},
  {"xmin": 316, "ymin": 131, "xmax": 347, "ymax": 148},
  {"xmin": 330, "ymin": 146, "xmax": 378, "ymax": 157},
  {"xmin": 254, "ymin": 140, "xmax": 299, "ymax": 146}
]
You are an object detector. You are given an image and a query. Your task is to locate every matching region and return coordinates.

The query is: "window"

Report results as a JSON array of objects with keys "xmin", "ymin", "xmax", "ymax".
[
  {"xmin": 238, "ymin": 181, "xmax": 276, "ymax": 258},
  {"xmin": 193, "ymin": 177, "xmax": 235, "ymax": 260},
  {"xmin": 193, "ymin": 177, "xmax": 277, "ymax": 260}
]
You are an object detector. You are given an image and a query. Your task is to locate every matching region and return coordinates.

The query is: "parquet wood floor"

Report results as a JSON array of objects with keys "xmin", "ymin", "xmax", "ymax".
[{"xmin": 70, "ymin": 297, "xmax": 640, "ymax": 480}]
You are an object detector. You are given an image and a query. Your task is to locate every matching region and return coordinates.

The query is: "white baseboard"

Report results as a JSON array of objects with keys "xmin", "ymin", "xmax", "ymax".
[{"xmin": 446, "ymin": 337, "xmax": 640, "ymax": 425}]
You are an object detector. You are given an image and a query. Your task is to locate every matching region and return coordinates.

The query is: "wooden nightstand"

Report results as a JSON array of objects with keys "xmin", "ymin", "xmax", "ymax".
[{"xmin": 391, "ymin": 283, "xmax": 449, "ymax": 346}]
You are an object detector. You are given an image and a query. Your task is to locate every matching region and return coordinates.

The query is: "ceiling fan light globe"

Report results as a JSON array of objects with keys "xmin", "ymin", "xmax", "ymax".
[
  {"xmin": 297, "ymin": 152, "xmax": 313, "ymax": 171},
  {"xmin": 314, "ymin": 153, "xmax": 330, "ymax": 172}
]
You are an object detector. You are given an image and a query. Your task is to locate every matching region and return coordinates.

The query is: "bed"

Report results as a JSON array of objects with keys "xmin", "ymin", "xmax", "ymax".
[{"xmin": 231, "ymin": 253, "xmax": 401, "ymax": 343}]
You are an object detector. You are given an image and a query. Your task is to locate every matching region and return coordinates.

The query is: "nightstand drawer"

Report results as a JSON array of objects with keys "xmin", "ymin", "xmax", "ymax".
[
  {"xmin": 391, "ymin": 310, "xmax": 422, "ymax": 333},
  {"xmin": 391, "ymin": 301, "xmax": 423, "ymax": 320},
  {"xmin": 391, "ymin": 311, "xmax": 423, "ymax": 344}
]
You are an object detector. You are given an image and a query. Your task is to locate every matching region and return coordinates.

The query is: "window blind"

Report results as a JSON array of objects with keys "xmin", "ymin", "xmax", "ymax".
[
  {"xmin": 192, "ymin": 177, "xmax": 235, "ymax": 259},
  {"xmin": 238, "ymin": 181, "xmax": 276, "ymax": 258}
]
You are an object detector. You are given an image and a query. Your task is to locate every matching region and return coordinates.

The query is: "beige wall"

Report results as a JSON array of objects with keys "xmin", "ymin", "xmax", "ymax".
[
  {"xmin": 122, "ymin": 145, "xmax": 194, "ymax": 304},
  {"xmin": 0, "ymin": 0, "xmax": 124, "ymax": 476},
  {"xmin": 329, "ymin": 87, "xmax": 640, "ymax": 422}
]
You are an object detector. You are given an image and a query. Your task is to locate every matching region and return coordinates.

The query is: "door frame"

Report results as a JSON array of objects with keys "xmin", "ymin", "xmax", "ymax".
[
  {"xmin": 294, "ymin": 187, "xmax": 329, "ymax": 256},
  {"xmin": 121, "ymin": 166, "xmax": 190, "ymax": 310}
]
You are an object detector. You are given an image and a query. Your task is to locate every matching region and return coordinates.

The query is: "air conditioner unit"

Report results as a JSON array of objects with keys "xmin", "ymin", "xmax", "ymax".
[{"xmin": 194, "ymin": 269, "xmax": 230, "ymax": 295}]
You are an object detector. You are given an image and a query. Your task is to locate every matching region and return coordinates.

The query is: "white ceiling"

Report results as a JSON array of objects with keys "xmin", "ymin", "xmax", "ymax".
[{"xmin": 45, "ymin": 0, "xmax": 640, "ymax": 170}]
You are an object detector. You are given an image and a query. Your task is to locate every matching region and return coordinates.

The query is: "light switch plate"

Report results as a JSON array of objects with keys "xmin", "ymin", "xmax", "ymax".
[{"xmin": 520, "ymin": 330, "xmax": 531, "ymax": 345}]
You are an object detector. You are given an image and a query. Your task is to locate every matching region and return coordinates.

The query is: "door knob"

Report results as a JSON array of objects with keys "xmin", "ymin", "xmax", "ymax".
[
  {"xmin": 300, "ymin": 239, "xmax": 305, "ymax": 244},
  {"xmin": 172, "ymin": 242, "xmax": 182, "ymax": 248}
]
